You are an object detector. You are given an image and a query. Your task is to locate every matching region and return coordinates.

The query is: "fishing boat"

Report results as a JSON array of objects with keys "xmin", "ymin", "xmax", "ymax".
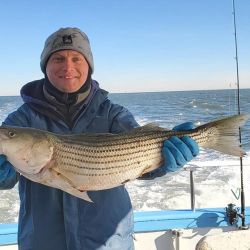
[{"xmin": 1, "ymin": 205, "xmax": 250, "ymax": 250}]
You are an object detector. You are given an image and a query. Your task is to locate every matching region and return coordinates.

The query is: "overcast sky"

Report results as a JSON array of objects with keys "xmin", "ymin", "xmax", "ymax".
[{"xmin": 0, "ymin": 0, "xmax": 249, "ymax": 95}]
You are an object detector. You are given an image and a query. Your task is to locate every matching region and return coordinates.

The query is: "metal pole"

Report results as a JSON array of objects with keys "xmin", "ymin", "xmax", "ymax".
[{"xmin": 190, "ymin": 169, "xmax": 195, "ymax": 211}]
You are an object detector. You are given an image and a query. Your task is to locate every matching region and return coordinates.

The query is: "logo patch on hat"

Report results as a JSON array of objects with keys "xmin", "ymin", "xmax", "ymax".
[{"xmin": 62, "ymin": 35, "xmax": 73, "ymax": 44}]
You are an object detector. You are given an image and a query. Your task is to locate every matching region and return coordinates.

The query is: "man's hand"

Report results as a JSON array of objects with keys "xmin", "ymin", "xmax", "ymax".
[
  {"xmin": 139, "ymin": 122, "xmax": 199, "ymax": 180},
  {"xmin": 162, "ymin": 122, "xmax": 199, "ymax": 172}
]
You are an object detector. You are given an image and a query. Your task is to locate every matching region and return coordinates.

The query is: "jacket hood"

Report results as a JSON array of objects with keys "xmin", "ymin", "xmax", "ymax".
[
  {"xmin": 21, "ymin": 78, "xmax": 102, "ymax": 103},
  {"xmin": 20, "ymin": 78, "xmax": 108, "ymax": 127}
]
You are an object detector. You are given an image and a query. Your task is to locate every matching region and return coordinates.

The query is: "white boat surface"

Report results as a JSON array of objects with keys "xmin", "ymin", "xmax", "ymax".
[{"xmin": 1, "ymin": 207, "xmax": 249, "ymax": 250}]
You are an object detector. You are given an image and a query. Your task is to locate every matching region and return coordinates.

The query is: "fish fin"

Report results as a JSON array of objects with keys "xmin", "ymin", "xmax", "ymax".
[
  {"xmin": 49, "ymin": 169, "xmax": 93, "ymax": 202},
  {"xmin": 197, "ymin": 114, "xmax": 250, "ymax": 157},
  {"xmin": 140, "ymin": 160, "xmax": 164, "ymax": 175},
  {"xmin": 17, "ymin": 167, "xmax": 93, "ymax": 202},
  {"xmin": 144, "ymin": 122, "xmax": 160, "ymax": 127},
  {"xmin": 75, "ymin": 190, "xmax": 93, "ymax": 202},
  {"xmin": 144, "ymin": 123, "xmax": 169, "ymax": 130},
  {"xmin": 127, "ymin": 123, "xmax": 168, "ymax": 133}
]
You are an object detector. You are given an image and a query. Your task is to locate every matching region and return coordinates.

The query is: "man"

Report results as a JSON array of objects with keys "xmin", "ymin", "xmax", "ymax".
[{"xmin": 0, "ymin": 27, "xmax": 199, "ymax": 250}]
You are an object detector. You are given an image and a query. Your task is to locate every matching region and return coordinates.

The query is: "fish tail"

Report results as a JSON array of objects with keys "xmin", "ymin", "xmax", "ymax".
[{"xmin": 195, "ymin": 114, "xmax": 249, "ymax": 157}]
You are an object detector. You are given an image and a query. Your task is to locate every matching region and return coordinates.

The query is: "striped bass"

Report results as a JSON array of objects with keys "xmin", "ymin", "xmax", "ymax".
[{"xmin": 0, "ymin": 114, "xmax": 248, "ymax": 202}]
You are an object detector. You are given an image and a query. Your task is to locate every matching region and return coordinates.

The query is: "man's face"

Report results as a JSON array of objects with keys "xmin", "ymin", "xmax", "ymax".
[{"xmin": 46, "ymin": 50, "xmax": 89, "ymax": 93}]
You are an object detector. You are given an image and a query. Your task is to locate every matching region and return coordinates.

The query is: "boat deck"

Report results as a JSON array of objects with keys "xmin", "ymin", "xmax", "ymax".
[{"xmin": 1, "ymin": 207, "xmax": 249, "ymax": 250}]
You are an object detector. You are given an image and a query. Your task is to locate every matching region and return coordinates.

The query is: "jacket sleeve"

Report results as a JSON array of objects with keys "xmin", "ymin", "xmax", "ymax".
[
  {"xmin": 0, "ymin": 105, "xmax": 31, "ymax": 189},
  {"xmin": 109, "ymin": 104, "xmax": 139, "ymax": 133}
]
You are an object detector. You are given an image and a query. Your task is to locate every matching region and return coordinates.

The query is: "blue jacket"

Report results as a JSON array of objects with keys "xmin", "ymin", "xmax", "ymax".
[{"xmin": 2, "ymin": 79, "xmax": 138, "ymax": 250}]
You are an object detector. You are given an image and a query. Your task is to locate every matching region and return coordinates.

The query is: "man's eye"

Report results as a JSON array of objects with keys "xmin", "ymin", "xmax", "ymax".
[
  {"xmin": 72, "ymin": 57, "xmax": 81, "ymax": 62},
  {"xmin": 53, "ymin": 57, "xmax": 64, "ymax": 62}
]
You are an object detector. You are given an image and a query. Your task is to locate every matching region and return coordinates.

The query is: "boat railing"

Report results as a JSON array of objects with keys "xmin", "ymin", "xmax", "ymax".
[
  {"xmin": 184, "ymin": 164, "xmax": 198, "ymax": 212},
  {"xmin": 189, "ymin": 168, "xmax": 195, "ymax": 211}
]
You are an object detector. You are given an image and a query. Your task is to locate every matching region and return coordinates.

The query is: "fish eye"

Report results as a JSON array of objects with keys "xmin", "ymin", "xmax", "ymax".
[{"xmin": 8, "ymin": 131, "xmax": 16, "ymax": 137}]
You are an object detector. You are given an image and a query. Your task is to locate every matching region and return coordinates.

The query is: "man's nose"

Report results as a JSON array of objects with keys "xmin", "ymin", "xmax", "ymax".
[{"xmin": 63, "ymin": 58, "xmax": 74, "ymax": 70}]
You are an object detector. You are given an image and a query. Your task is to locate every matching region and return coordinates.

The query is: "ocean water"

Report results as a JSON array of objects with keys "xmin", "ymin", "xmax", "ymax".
[{"xmin": 0, "ymin": 89, "xmax": 250, "ymax": 223}]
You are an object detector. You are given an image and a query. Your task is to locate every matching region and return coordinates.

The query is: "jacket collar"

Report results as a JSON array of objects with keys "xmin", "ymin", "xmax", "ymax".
[{"xmin": 20, "ymin": 78, "xmax": 108, "ymax": 128}]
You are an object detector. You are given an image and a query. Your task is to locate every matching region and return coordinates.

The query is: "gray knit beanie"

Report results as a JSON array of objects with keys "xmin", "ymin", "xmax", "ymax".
[{"xmin": 40, "ymin": 27, "xmax": 94, "ymax": 73}]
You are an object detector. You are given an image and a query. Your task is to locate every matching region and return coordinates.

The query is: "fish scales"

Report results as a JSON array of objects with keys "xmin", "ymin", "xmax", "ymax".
[
  {"xmin": 52, "ymin": 133, "xmax": 164, "ymax": 176},
  {"xmin": 0, "ymin": 114, "xmax": 248, "ymax": 201}
]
